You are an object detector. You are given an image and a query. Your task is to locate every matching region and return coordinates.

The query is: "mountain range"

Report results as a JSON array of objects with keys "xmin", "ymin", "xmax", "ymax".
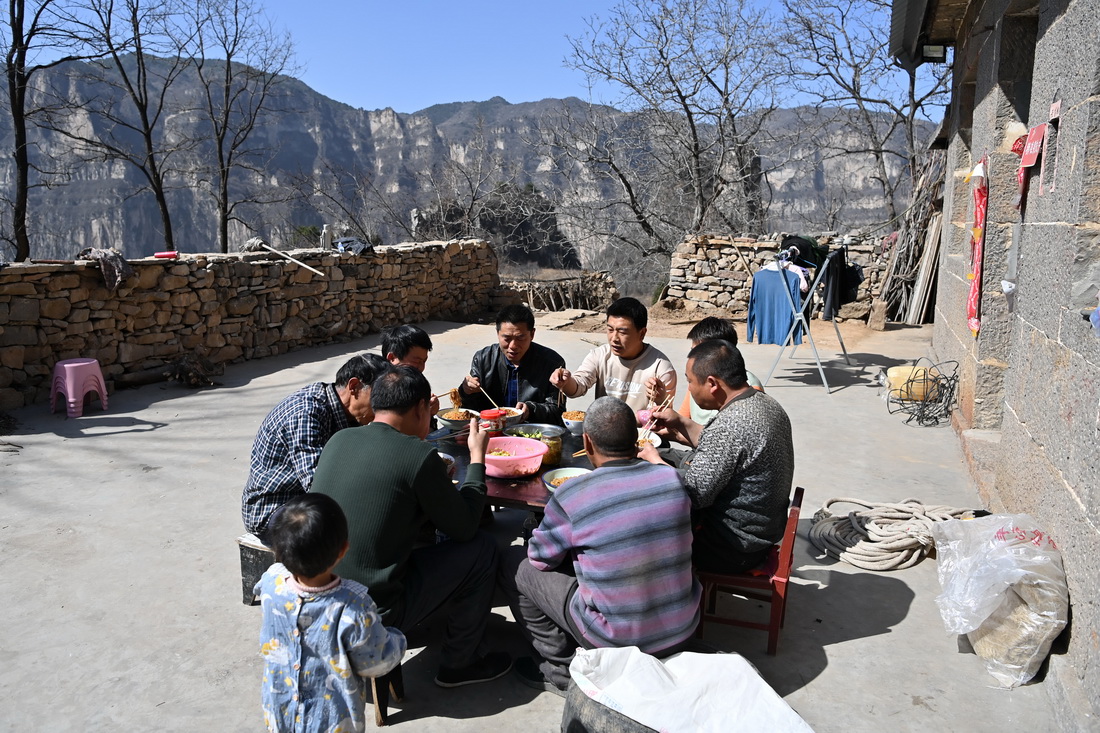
[{"xmin": 0, "ymin": 59, "xmax": 926, "ymax": 262}]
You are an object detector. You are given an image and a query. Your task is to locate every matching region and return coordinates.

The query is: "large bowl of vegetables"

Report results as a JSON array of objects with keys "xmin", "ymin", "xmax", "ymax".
[{"xmin": 504, "ymin": 423, "xmax": 566, "ymax": 466}]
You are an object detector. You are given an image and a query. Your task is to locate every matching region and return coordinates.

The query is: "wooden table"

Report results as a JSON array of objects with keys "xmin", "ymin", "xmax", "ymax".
[{"xmin": 429, "ymin": 428, "xmax": 592, "ymax": 512}]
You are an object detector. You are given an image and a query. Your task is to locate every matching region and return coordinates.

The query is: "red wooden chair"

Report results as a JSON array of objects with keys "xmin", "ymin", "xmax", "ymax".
[{"xmin": 696, "ymin": 486, "xmax": 805, "ymax": 655}]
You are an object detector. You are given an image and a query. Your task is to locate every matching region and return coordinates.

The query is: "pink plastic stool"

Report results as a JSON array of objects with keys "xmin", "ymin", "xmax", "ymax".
[{"xmin": 50, "ymin": 358, "xmax": 109, "ymax": 418}]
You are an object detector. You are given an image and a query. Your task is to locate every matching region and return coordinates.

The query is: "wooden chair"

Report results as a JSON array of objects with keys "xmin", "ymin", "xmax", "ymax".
[
  {"xmin": 371, "ymin": 664, "xmax": 405, "ymax": 726},
  {"xmin": 695, "ymin": 486, "xmax": 805, "ymax": 655}
]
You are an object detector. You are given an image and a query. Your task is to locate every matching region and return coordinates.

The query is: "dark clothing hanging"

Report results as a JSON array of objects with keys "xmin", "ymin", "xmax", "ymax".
[
  {"xmin": 821, "ymin": 248, "xmax": 864, "ymax": 320},
  {"xmin": 747, "ymin": 267, "xmax": 803, "ymax": 346}
]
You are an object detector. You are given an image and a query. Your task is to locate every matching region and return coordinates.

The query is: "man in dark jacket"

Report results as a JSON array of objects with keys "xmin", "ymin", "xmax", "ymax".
[{"xmin": 459, "ymin": 305, "xmax": 567, "ymax": 425}]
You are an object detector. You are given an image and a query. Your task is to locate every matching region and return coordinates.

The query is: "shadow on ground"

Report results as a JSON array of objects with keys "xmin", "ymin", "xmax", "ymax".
[{"xmin": 697, "ymin": 520, "xmax": 915, "ymax": 697}]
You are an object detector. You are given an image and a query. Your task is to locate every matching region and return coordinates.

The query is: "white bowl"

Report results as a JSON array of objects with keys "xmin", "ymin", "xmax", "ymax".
[
  {"xmin": 543, "ymin": 467, "xmax": 592, "ymax": 491},
  {"xmin": 636, "ymin": 429, "xmax": 663, "ymax": 449},
  {"xmin": 436, "ymin": 407, "xmax": 477, "ymax": 431},
  {"xmin": 562, "ymin": 412, "xmax": 585, "ymax": 436},
  {"xmin": 437, "ymin": 452, "xmax": 457, "ymax": 479}
]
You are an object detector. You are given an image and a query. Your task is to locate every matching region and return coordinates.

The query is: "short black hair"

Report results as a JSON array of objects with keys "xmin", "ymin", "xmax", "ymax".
[
  {"xmin": 334, "ymin": 352, "xmax": 389, "ymax": 389},
  {"xmin": 583, "ymin": 397, "xmax": 638, "ymax": 458},
  {"xmin": 270, "ymin": 494, "xmax": 348, "ymax": 578},
  {"xmin": 370, "ymin": 365, "xmax": 432, "ymax": 413},
  {"xmin": 496, "ymin": 304, "xmax": 535, "ymax": 331},
  {"xmin": 688, "ymin": 339, "xmax": 748, "ymax": 390},
  {"xmin": 381, "ymin": 324, "xmax": 433, "ymax": 360},
  {"xmin": 687, "ymin": 317, "xmax": 738, "ymax": 346},
  {"xmin": 606, "ymin": 297, "xmax": 648, "ymax": 330}
]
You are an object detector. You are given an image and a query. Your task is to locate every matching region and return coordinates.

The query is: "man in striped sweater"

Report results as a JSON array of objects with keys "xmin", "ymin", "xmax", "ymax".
[{"xmin": 500, "ymin": 397, "xmax": 702, "ymax": 696}]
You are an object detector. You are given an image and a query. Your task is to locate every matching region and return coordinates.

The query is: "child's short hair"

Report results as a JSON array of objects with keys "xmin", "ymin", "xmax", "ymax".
[{"xmin": 270, "ymin": 494, "xmax": 348, "ymax": 578}]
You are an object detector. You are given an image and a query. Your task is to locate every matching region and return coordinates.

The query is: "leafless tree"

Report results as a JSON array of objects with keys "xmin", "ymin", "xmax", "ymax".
[
  {"xmin": 543, "ymin": 0, "xmax": 786, "ymax": 290},
  {"xmin": 45, "ymin": 0, "xmax": 195, "ymax": 251},
  {"xmin": 781, "ymin": 0, "xmax": 949, "ymax": 228},
  {"xmin": 184, "ymin": 0, "xmax": 294, "ymax": 253},
  {"xmin": 290, "ymin": 157, "xmax": 417, "ymax": 246},
  {"xmin": 1, "ymin": 0, "xmax": 101, "ymax": 261}
]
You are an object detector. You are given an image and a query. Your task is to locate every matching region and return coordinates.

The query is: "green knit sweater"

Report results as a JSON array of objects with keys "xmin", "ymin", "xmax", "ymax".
[{"xmin": 310, "ymin": 421, "xmax": 487, "ymax": 622}]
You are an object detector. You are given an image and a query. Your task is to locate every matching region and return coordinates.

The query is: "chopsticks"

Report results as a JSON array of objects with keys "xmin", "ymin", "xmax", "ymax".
[
  {"xmin": 572, "ymin": 448, "xmax": 587, "ymax": 458},
  {"xmin": 468, "ymin": 374, "xmax": 500, "ymax": 410},
  {"xmin": 639, "ymin": 395, "xmax": 674, "ymax": 445},
  {"xmin": 428, "ymin": 427, "xmax": 471, "ymax": 442}
]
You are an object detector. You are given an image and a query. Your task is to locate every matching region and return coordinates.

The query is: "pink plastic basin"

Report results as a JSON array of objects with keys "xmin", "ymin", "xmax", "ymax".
[{"xmin": 483, "ymin": 436, "xmax": 548, "ymax": 478}]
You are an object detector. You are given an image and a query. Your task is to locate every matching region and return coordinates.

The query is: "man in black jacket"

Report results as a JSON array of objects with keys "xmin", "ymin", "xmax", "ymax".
[{"xmin": 459, "ymin": 305, "xmax": 567, "ymax": 425}]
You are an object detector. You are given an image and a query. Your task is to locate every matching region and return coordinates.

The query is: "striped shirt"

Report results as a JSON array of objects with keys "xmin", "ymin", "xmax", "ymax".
[{"xmin": 528, "ymin": 459, "xmax": 701, "ymax": 651}]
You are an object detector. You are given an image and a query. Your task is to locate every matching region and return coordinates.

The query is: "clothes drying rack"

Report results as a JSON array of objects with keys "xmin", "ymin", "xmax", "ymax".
[{"xmin": 762, "ymin": 247, "xmax": 851, "ymax": 393}]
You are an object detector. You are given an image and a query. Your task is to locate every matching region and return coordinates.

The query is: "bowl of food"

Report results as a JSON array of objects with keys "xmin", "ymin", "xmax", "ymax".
[
  {"xmin": 505, "ymin": 423, "xmax": 566, "ymax": 467},
  {"xmin": 483, "ymin": 436, "xmax": 548, "ymax": 478},
  {"xmin": 543, "ymin": 467, "xmax": 591, "ymax": 492},
  {"xmin": 437, "ymin": 452, "xmax": 457, "ymax": 479},
  {"xmin": 636, "ymin": 429, "xmax": 663, "ymax": 449},
  {"xmin": 436, "ymin": 407, "xmax": 477, "ymax": 431},
  {"xmin": 562, "ymin": 409, "xmax": 585, "ymax": 436},
  {"xmin": 499, "ymin": 406, "xmax": 524, "ymax": 427}
]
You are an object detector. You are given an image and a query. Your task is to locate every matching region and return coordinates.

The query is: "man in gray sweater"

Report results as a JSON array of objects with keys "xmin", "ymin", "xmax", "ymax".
[{"xmin": 640, "ymin": 339, "xmax": 794, "ymax": 573}]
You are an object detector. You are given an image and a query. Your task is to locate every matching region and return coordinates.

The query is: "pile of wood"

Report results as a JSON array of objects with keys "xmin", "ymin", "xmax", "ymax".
[
  {"xmin": 502, "ymin": 271, "xmax": 620, "ymax": 312},
  {"xmin": 870, "ymin": 150, "xmax": 947, "ymax": 329}
]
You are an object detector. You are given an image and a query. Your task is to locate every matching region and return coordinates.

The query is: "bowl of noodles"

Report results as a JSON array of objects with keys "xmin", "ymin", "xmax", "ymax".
[
  {"xmin": 436, "ymin": 407, "xmax": 477, "ymax": 431},
  {"xmin": 562, "ymin": 410, "xmax": 585, "ymax": 436},
  {"xmin": 543, "ymin": 467, "xmax": 591, "ymax": 492}
]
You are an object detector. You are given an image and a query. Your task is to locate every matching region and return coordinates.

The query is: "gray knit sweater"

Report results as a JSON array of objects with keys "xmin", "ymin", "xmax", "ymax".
[{"xmin": 682, "ymin": 390, "xmax": 794, "ymax": 557}]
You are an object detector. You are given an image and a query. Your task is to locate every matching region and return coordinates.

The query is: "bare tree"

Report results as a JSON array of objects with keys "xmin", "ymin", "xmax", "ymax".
[
  {"xmin": 781, "ymin": 0, "xmax": 949, "ymax": 227},
  {"xmin": 1, "ymin": 0, "xmax": 100, "ymax": 261},
  {"xmin": 541, "ymin": 0, "xmax": 787, "ymax": 291},
  {"xmin": 45, "ymin": 0, "xmax": 195, "ymax": 251},
  {"xmin": 185, "ymin": 0, "xmax": 294, "ymax": 253},
  {"xmin": 287, "ymin": 158, "xmax": 418, "ymax": 246}
]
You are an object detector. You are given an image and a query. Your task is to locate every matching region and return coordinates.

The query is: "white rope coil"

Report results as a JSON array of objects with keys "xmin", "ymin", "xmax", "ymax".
[{"xmin": 809, "ymin": 497, "xmax": 979, "ymax": 571}]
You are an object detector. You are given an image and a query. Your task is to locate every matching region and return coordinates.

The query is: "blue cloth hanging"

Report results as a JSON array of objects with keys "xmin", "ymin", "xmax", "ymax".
[{"xmin": 747, "ymin": 268, "xmax": 803, "ymax": 346}]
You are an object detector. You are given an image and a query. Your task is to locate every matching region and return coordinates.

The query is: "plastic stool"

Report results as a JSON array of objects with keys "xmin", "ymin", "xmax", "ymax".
[{"xmin": 50, "ymin": 358, "xmax": 108, "ymax": 418}]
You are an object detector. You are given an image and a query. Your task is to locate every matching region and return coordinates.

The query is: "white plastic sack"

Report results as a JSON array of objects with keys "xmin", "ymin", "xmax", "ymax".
[
  {"xmin": 568, "ymin": 646, "xmax": 813, "ymax": 733},
  {"xmin": 931, "ymin": 514, "xmax": 1069, "ymax": 687}
]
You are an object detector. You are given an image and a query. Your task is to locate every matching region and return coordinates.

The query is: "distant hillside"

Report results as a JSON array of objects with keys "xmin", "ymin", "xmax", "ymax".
[{"xmin": 0, "ymin": 59, "xmax": 928, "ymax": 262}]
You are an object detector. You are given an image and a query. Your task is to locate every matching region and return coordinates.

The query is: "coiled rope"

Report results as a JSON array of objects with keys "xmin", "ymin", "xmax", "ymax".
[{"xmin": 809, "ymin": 497, "xmax": 980, "ymax": 571}]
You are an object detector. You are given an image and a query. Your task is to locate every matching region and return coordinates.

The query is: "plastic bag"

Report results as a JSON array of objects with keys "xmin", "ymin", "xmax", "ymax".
[
  {"xmin": 568, "ymin": 646, "xmax": 813, "ymax": 733},
  {"xmin": 931, "ymin": 515, "xmax": 1069, "ymax": 687}
]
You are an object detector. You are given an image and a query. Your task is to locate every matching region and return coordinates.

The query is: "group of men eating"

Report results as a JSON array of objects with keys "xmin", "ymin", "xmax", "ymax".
[{"xmin": 242, "ymin": 296, "xmax": 794, "ymax": 703}]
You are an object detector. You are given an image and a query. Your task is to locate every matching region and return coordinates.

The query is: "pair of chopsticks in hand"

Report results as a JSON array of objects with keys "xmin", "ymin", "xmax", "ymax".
[
  {"xmin": 572, "ymin": 395, "xmax": 673, "ymax": 457},
  {"xmin": 638, "ymin": 394, "xmax": 674, "ymax": 446}
]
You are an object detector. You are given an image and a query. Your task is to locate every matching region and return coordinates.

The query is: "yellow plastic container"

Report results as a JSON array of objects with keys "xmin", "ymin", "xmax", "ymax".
[{"xmin": 886, "ymin": 366, "xmax": 942, "ymax": 402}]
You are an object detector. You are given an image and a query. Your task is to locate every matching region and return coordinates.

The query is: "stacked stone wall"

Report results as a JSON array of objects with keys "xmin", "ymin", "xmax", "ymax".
[
  {"xmin": 665, "ymin": 233, "xmax": 887, "ymax": 320},
  {"xmin": 0, "ymin": 239, "xmax": 499, "ymax": 410}
]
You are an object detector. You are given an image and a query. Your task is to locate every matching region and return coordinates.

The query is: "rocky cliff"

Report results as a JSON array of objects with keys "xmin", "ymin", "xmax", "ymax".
[{"xmin": 0, "ymin": 59, "xmax": 928, "ymax": 261}]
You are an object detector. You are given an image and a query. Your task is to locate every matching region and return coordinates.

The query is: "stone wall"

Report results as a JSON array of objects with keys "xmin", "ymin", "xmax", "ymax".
[
  {"xmin": 665, "ymin": 233, "xmax": 886, "ymax": 320},
  {"xmin": 927, "ymin": 0, "xmax": 1100, "ymax": 725},
  {"xmin": 0, "ymin": 240, "xmax": 500, "ymax": 410}
]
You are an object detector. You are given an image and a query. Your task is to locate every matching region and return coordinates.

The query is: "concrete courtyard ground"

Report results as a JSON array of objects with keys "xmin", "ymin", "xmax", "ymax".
[{"xmin": 0, "ymin": 319, "xmax": 1057, "ymax": 731}]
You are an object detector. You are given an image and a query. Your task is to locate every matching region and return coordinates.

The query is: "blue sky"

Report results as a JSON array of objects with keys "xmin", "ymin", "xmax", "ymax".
[{"xmin": 259, "ymin": 0, "xmax": 619, "ymax": 113}]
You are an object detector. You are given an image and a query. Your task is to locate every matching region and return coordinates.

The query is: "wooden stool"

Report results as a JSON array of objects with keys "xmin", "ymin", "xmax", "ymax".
[
  {"xmin": 50, "ymin": 358, "xmax": 108, "ymax": 418},
  {"xmin": 371, "ymin": 664, "xmax": 405, "ymax": 726},
  {"xmin": 237, "ymin": 533, "xmax": 274, "ymax": 605}
]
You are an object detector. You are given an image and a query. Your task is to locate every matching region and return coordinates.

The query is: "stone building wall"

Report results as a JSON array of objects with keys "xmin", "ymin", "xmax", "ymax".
[
  {"xmin": 665, "ymin": 233, "xmax": 886, "ymax": 320},
  {"xmin": 920, "ymin": 0, "xmax": 1100, "ymax": 725},
  {"xmin": 0, "ymin": 240, "xmax": 500, "ymax": 410}
]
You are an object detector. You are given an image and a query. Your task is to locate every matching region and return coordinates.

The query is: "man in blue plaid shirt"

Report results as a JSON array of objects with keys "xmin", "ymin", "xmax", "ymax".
[{"xmin": 242, "ymin": 353, "xmax": 388, "ymax": 543}]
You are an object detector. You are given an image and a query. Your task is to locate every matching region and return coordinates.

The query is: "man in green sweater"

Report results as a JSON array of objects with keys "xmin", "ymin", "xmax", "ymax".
[{"xmin": 311, "ymin": 365, "xmax": 512, "ymax": 688}]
